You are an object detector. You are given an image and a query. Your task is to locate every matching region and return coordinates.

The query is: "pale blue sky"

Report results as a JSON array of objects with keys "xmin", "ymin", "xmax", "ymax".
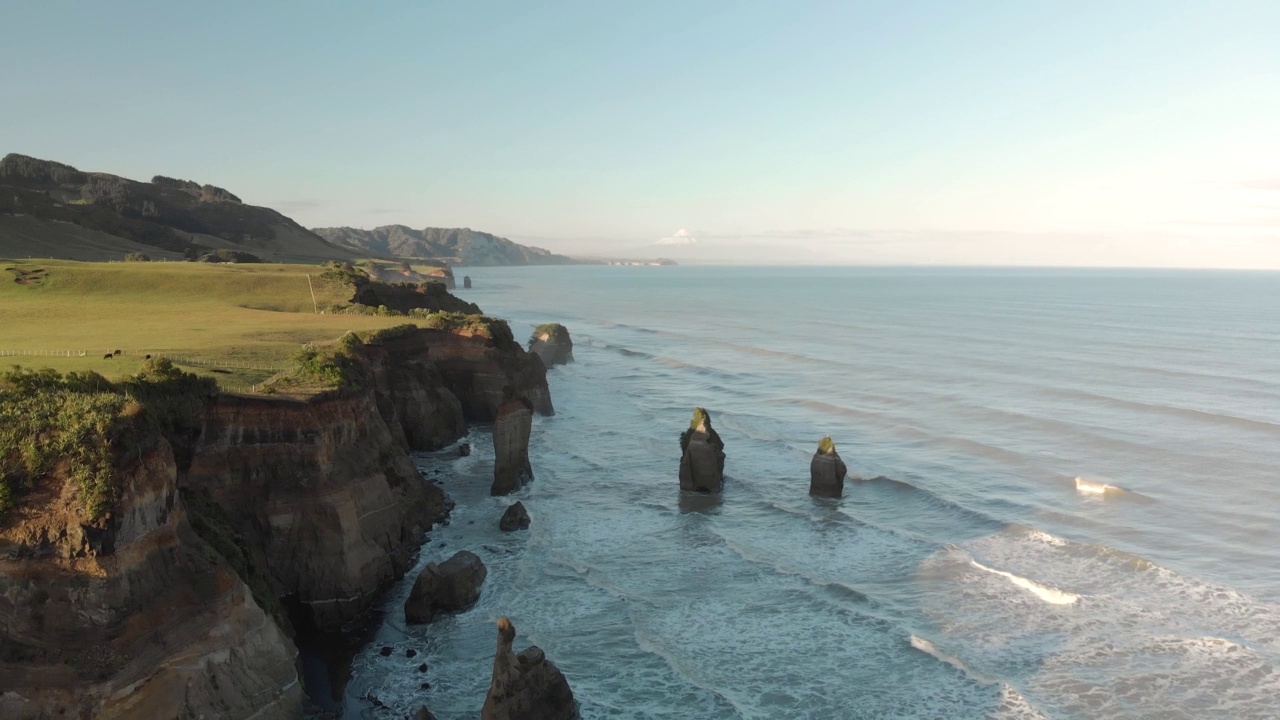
[{"xmin": 4, "ymin": 1, "xmax": 1279, "ymax": 265}]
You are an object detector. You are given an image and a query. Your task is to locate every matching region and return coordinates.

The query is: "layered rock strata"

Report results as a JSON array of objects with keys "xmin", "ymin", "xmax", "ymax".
[
  {"xmin": 809, "ymin": 436, "xmax": 848, "ymax": 498},
  {"xmin": 678, "ymin": 407, "xmax": 726, "ymax": 493},
  {"xmin": 491, "ymin": 398, "xmax": 535, "ymax": 496},
  {"xmin": 0, "ymin": 436, "xmax": 303, "ymax": 719},
  {"xmin": 404, "ymin": 550, "xmax": 488, "ymax": 624},
  {"xmin": 481, "ymin": 618, "xmax": 576, "ymax": 720}
]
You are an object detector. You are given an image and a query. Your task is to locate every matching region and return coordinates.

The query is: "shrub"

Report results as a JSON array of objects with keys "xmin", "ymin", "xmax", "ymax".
[{"xmin": 124, "ymin": 252, "xmax": 152, "ymax": 262}]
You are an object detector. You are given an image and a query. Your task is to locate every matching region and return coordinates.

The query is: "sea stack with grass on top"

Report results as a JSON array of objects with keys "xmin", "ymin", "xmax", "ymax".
[
  {"xmin": 679, "ymin": 407, "xmax": 726, "ymax": 493},
  {"xmin": 809, "ymin": 436, "xmax": 848, "ymax": 497},
  {"xmin": 481, "ymin": 618, "xmax": 577, "ymax": 720},
  {"xmin": 528, "ymin": 323, "xmax": 574, "ymax": 367},
  {"xmin": 491, "ymin": 390, "xmax": 534, "ymax": 495}
]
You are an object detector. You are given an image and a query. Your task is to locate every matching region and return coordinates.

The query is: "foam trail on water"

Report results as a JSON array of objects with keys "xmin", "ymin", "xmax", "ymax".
[
  {"xmin": 909, "ymin": 634, "xmax": 995, "ymax": 685},
  {"xmin": 970, "ymin": 560, "xmax": 1081, "ymax": 605}
]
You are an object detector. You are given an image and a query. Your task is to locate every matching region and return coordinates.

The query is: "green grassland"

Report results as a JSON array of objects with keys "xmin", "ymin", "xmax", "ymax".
[{"xmin": 0, "ymin": 258, "xmax": 430, "ymax": 388}]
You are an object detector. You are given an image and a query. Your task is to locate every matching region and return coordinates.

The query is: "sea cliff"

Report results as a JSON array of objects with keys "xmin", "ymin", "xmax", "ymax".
[{"xmin": 0, "ymin": 323, "xmax": 551, "ymax": 718}]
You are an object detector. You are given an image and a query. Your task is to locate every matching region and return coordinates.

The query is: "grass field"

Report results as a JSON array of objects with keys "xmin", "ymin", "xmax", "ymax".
[{"xmin": 0, "ymin": 258, "xmax": 431, "ymax": 388}]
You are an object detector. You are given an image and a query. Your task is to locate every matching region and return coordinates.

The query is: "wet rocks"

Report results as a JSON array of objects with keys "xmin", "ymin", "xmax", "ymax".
[
  {"xmin": 679, "ymin": 407, "xmax": 726, "ymax": 493},
  {"xmin": 500, "ymin": 501, "xmax": 531, "ymax": 531},
  {"xmin": 528, "ymin": 323, "xmax": 574, "ymax": 367},
  {"xmin": 491, "ymin": 396, "xmax": 534, "ymax": 496},
  {"xmin": 809, "ymin": 436, "xmax": 848, "ymax": 498},
  {"xmin": 481, "ymin": 618, "xmax": 577, "ymax": 720},
  {"xmin": 404, "ymin": 550, "xmax": 488, "ymax": 624}
]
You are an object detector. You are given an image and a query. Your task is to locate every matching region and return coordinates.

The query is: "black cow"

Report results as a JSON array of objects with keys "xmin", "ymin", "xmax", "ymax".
[{"xmin": 103, "ymin": 353, "xmax": 113, "ymax": 360}]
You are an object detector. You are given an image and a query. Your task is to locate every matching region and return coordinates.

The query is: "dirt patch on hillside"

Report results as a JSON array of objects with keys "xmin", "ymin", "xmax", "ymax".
[{"xmin": 7, "ymin": 267, "xmax": 48, "ymax": 285}]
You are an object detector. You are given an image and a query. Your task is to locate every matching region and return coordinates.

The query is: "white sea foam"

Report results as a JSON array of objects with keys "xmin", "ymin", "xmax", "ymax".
[
  {"xmin": 970, "ymin": 560, "xmax": 1081, "ymax": 605},
  {"xmin": 909, "ymin": 634, "xmax": 995, "ymax": 685}
]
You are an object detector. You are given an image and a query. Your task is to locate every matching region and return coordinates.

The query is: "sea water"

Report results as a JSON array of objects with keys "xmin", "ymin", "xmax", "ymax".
[{"xmin": 343, "ymin": 266, "xmax": 1280, "ymax": 719}]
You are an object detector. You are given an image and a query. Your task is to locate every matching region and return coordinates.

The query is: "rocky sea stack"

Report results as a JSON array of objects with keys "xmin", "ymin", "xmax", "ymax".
[
  {"xmin": 481, "ymin": 618, "xmax": 577, "ymax": 720},
  {"xmin": 404, "ymin": 550, "xmax": 488, "ymax": 624},
  {"xmin": 500, "ymin": 501, "xmax": 531, "ymax": 531},
  {"xmin": 528, "ymin": 323, "xmax": 574, "ymax": 367},
  {"xmin": 809, "ymin": 436, "xmax": 848, "ymax": 497},
  {"xmin": 463, "ymin": 275, "xmax": 473, "ymax": 289},
  {"xmin": 678, "ymin": 407, "xmax": 726, "ymax": 493},
  {"xmin": 491, "ymin": 395, "xmax": 534, "ymax": 495}
]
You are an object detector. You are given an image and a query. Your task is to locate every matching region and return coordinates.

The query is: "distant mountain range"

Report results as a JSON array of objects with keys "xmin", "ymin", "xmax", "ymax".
[
  {"xmin": 0, "ymin": 153, "xmax": 350, "ymax": 262},
  {"xmin": 0, "ymin": 154, "xmax": 580, "ymax": 267},
  {"xmin": 312, "ymin": 225, "xmax": 577, "ymax": 267}
]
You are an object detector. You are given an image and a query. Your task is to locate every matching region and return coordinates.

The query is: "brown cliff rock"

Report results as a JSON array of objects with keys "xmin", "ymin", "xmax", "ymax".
[
  {"xmin": 491, "ymin": 398, "xmax": 534, "ymax": 496},
  {"xmin": 809, "ymin": 436, "xmax": 848, "ymax": 498},
  {"xmin": 527, "ymin": 323, "xmax": 574, "ymax": 367},
  {"xmin": 186, "ymin": 391, "xmax": 449, "ymax": 630},
  {"xmin": 499, "ymin": 501, "xmax": 531, "ymax": 531},
  {"xmin": 481, "ymin": 618, "xmax": 576, "ymax": 720},
  {"xmin": 0, "ymin": 437, "xmax": 302, "ymax": 720},
  {"xmin": 678, "ymin": 408, "xmax": 726, "ymax": 493},
  {"xmin": 404, "ymin": 550, "xmax": 487, "ymax": 624}
]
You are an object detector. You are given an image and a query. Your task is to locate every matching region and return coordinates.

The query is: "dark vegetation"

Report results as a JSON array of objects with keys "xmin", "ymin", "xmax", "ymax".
[
  {"xmin": 0, "ymin": 359, "xmax": 216, "ymax": 519},
  {"xmin": 319, "ymin": 260, "xmax": 480, "ymax": 316},
  {"xmin": 199, "ymin": 249, "xmax": 262, "ymax": 263},
  {"xmin": 124, "ymin": 252, "xmax": 151, "ymax": 262}
]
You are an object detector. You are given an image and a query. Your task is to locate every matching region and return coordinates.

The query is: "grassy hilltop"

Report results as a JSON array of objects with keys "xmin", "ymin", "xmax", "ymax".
[{"xmin": 0, "ymin": 258, "xmax": 466, "ymax": 389}]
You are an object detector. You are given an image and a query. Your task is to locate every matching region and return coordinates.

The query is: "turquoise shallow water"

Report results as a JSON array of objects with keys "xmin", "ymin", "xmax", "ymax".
[{"xmin": 343, "ymin": 266, "xmax": 1280, "ymax": 719}]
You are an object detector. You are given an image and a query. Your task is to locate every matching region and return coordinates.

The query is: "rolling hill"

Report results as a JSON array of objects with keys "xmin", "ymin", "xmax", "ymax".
[
  {"xmin": 0, "ymin": 153, "xmax": 353, "ymax": 262},
  {"xmin": 312, "ymin": 225, "xmax": 577, "ymax": 266}
]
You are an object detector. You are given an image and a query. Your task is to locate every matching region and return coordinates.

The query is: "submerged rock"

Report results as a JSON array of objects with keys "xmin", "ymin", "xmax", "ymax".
[
  {"xmin": 499, "ymin": 501, "xmax": 531, "ymax": 531},
  {"xmin": 491, "ymin": 396, "xmax": 534, "ymax": 495},
  {"xmin": 404, "ymin": 550, "xmax": 488, "ymax": 624},
  {"xmin": 679, "ymin": 407, "xmax": 726, "ymax": 493},
  {"xmin": 528, "ymin": 323, "xmax": 574, "ymax": 367},
  {"xmin": 481, "ymin": 618, "xmax": 577, "ymax": 720},
  {"xmin": 809, "ymin": 436, "xmax": 848, "ymax": 497}
]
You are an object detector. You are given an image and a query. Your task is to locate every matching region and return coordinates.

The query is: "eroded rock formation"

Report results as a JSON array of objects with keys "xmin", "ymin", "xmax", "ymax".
[
  {"xmin": 499, "ymin": 501, "xmax": 531, "ymax": 531},
  {"xmin": 809, "ymin": 436, "xmax": 848, "ymax": 498},
  {"xmin": 0, "ymin": 436, "xmax": 302, "ymax": 719},
  {"xmin": 528, "ymin": 323, "xmax": 574, "ymax": 367},
  {"xmin": 492, "ymin": 397, "xmax": 535, "ymax": 496},
  {"xmin": 463, "ymin": 275, "xmax": 472, "ymax": 289},
  {"xmin": 481, "ymin": 618, "xmax": 576, "ymax": 720},
  {"xmin": 404, "ymin": 550, "xmax": 488, "ymax": 624},
  {"xmin": 679, "ymin": 407, "xmax": 726, "ymax": 493}
]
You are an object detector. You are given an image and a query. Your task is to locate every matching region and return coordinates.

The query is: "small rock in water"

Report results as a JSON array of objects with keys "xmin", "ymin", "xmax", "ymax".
[
  {"xmin": 406, "ymin": 648, "xmax": 417, "ymax": 658},
  {"xmin": 417, "ymin": 662, "xmax": 429, "ymax": 673},
  {"xmin": 438, "ymin": 542, "xmax": 447, "ymax": 548},
  {"xmin": 420, "ymin": 682, "xmax": 431, "ymax": 691},
  {"xmin": 499, "ymin": 501, "xmax": 531, "ymax": 532},
  {"xmin": 379, "ymin": 646, "xmax": 393, "ymax": 657},
  {"xmin": 458, "ymin": 442, "xmax": 471, "ymax": 457}
]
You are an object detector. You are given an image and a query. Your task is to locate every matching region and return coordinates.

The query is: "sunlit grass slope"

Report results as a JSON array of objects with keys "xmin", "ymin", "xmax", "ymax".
[{"xmin": 0, "ymin": 258, "xmax": 418, "ymax": 386}]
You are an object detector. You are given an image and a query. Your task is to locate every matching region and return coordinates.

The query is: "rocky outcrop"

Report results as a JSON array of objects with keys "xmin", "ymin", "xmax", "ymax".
[
  {"xmin": 186, "ymin": 390, "xmax": 450, "ymax": 631},
  {"xmin": 809, "ymin": 437, "xmax": 848, "ymax": 498},
  {"xmin": 481, "ymin": 618, "xmax": 576, "ymax": 720},
  {"xmin": 362, "ymin": 340, "xmax": 467, "ymax": 451},
  {"xmin": 404, "ymin": 551, "xmax": 487, "ymax": 624},
  {"xmin": 499, "ymin": 502, "xmax": 531, "ymax": 531},
  {"xmin": 0, "ymin": 436, "xmax": 302, "ymax": 719},
  {"xmin": 528, "ymin": 324, "xmax": 574, "ymax": 367},
  {"xmin": 492, "ymin": 398, "xmax": 535, "ymax": 496},
  {"xmin": 463, "ymin": 275, "xmax": 472, "ymax": 289},
  {"xmin": 678, "ymin": 408, "xmax": 726, "ymax": 493},
  {"xmin": 370, "ymin": 326, "xmax": 554, "ymax": 420}
]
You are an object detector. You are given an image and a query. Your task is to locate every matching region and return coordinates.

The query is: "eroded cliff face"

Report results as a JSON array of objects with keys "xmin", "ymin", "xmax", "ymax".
[
  {"xmin": 0, "ymin": 437, "xmax": 302, "ymax": 720},
  {"xmin": 376, "ymin": 329, "xmax": 554, "ymax": 420},
  {"xmin": 187, "ymin": 390, "xmax": 449, "ymax": 631}
]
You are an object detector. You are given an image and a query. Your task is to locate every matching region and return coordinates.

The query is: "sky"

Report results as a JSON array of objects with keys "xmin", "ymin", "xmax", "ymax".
[{"xmin": 4, "ymin": 0, "xmax": 1279, "ymax": 266}]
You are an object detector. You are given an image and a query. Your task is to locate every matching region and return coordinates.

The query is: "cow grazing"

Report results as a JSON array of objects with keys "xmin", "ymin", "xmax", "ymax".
[{"xmin": 103, "ymin": 353, "xmax": 113, "ymax": 360}]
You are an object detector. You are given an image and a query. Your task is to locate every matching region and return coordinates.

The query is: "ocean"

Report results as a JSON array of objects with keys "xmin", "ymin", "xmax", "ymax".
[{"xmin": 339, "ymin": 266, "xmax": 1280, "ymax": 719}]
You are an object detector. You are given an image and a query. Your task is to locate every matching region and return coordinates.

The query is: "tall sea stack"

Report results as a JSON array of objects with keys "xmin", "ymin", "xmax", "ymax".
[
  {"xmin": 463, "ymin": 275, "xmax": 472, "ymax": 289},
  {"xmin": 528, "ymin": 323, "xmax": 574, "ymax": 367},
  {"xmin": 481, "ymin": 618, "xmax": 577, "ymax": 720},
  {"xmin": 809, "ymin": 436, "xmax": 847, "ymax": 497},
  {"xmin": 491, "ymin": 394, "xmax": 534, "ymax": 495},
  {"xmin": 679, "ymin": 407, "xmax": 726, "ymax": 493}
]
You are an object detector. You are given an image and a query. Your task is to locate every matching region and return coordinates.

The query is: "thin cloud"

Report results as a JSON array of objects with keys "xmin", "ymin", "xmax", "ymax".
[
  {"xmin": 272, "ymin": 199, "xmax": 324, "ymax": 212},
  {"xmin": 367, "ymin": 207, "xmax": 404, "ymax": 214}
]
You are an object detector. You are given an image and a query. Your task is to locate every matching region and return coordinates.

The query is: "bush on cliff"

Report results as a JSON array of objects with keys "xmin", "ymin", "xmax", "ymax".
[
  {"xmin": 418, "ymin": 312, "xmax": 515, "ymax": 349},
  {"xmin": 0, "ymin": 361, "xmax": 215, "ymax": 520}
]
